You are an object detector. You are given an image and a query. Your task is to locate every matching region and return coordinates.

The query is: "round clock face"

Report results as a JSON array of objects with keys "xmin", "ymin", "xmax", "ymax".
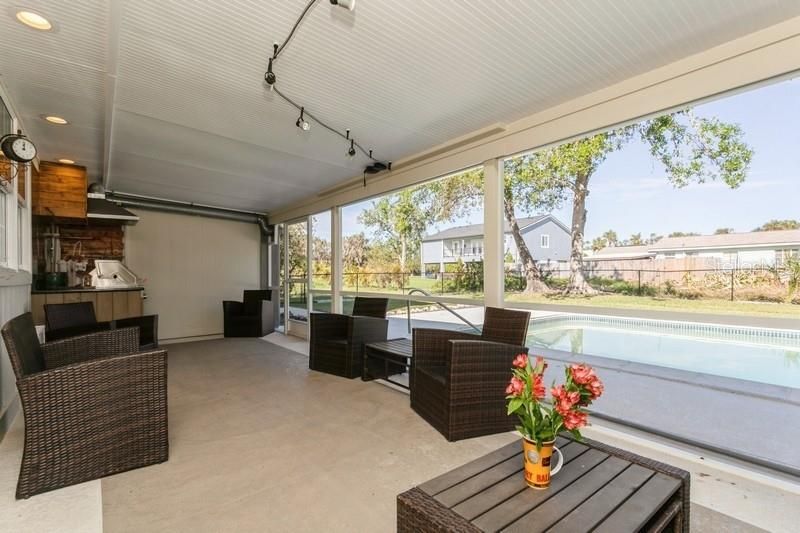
[{"xmin": 10, "ymin": 136, "xmax": 36, "ymax": 162}]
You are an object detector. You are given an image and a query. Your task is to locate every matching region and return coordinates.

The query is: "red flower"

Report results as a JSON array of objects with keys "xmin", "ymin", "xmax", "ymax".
[
  {"xmin": 570, "ymin": 364, "xmax": 597, "ymax": 386},
  {"xmin": 585, "ymin": 377, "xmax": 604, "ymax": 400},
  {"xmin": 506, "ymin": 376, "xmax": 525, "ymax": 397},
  {"xmin": 512, "ymin": 353, "xmax": 528, "ymax": 369},
  {"xmin": 532, "ymin": 374, "xmax": 546, "ymax": 400},
  {"xmin": 562, "ymin": 410, "xmax": 588, "ymax": 430},
  {"xmin": 550, "ymin": 385, "xmax": 580, "ymax": 416},
  {"xmin": 534, "ymin": 356, "xmax": 548, "ymax": 372}
]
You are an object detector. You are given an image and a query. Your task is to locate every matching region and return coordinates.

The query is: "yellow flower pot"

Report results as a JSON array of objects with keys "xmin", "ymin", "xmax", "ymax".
[{"xmin": 522, "ymin": 438, "xmax": 563, "ymax": 489}]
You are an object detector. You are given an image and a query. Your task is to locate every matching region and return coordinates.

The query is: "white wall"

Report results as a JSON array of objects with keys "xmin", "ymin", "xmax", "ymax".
[{"xmin": 125, "ymin": 209, "xmax": 261, "ymax": 342}]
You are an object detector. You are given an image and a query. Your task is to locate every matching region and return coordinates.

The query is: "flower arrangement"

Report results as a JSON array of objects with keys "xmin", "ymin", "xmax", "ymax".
[{"xmin": 506, "ymin": 354, "xmax": 604, "ymax": 448}]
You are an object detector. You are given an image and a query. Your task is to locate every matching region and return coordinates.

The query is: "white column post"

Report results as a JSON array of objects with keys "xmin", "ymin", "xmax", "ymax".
[
  {"xmin": 483, "ymin": 158, "xmax": 504, "ymax": 308},
  {"xmin": 306, "ymin": 216, "xmax": 313, "ymax": 315},
  {"xmin": 331, "ymin": 206, "xmax": 343, "ymax": 313}
]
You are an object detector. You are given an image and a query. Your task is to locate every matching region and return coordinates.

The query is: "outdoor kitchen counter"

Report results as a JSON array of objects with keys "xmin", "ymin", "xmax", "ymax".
[
  {"xmin": 31, "ymin": 287, "xmax": 145, "ymax": 325},
  {"xmin": 32, "ymin": 286, "xmax": 145, "ymax": 293}
]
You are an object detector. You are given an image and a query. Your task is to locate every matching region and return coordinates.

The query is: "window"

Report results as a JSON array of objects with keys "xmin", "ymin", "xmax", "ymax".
[
  {"xmin": 776, "ymin": 249, "xmax": 799, "ymax": 267},
  {"xmin": 452, "ymin": 240, "xmax": 462, "ymax": 255},
  {"xmin": 0, "ymin": 96, "xmax": 10, "ymax": 267},
  {"xmin": 470, "ymin": 239, "xmax": 483, "ymax": 255},
  {"xmin": 540, "ymin": 234, "xmax": 550, "ymax": 249},
  {"xmin": 0, "ymin": 191, "xmax": 6, "ymax": 265}
]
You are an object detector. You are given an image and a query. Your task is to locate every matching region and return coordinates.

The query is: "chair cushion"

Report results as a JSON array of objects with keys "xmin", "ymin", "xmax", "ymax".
[{"xmin": 1, "ymin": 313, "xmax": 45, "ymax": 378}]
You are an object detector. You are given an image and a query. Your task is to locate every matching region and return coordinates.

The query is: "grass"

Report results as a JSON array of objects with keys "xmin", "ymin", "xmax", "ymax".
[{"xmin": 505, "ymin": 292, "xmax": 800, "ymax": 319}]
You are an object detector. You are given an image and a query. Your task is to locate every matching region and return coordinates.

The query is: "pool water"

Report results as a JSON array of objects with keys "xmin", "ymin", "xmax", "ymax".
[{"xmin": 526, "ymin": 315, "xmax": 800, "ymax": 389}]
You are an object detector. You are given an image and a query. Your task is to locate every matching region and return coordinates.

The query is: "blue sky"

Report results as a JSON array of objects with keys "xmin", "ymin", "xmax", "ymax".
[{"xmin": 322, "ymin": 76, "xmax": 799, "ymax": 241}]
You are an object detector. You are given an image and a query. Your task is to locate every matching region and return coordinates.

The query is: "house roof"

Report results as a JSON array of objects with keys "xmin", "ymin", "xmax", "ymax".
[
  {"xmin": 650, "ymin": 229, "xmax": 800, "ymax": 252},
  {"xmin": 590, "ymin": 245, "xmax": 654, "ymax": 260},
  {"xmin": 591, "ymin": 229, "xmax": 800, "ymax": 258},
  {"xmin": 422, "ymin": 216, "xmax": 553, "ymax": 242}
]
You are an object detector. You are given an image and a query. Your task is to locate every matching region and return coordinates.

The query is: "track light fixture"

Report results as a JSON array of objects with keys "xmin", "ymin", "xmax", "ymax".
[
  {"xmin": 264, "ymin": 57, "xmax": 276, "ymax": 89},
  {"xmin": 296, "ymin": 107, "xmax": 310, "ymax": 131},
  {"xmin": 329, "ymin": 0, "xmax": 356, "ymax": 11},
  {"xmin": 265, "ymin": 0, "xmax": 390, "ymax": 182}
]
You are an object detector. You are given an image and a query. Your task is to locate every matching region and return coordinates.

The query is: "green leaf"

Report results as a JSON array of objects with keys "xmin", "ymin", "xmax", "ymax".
[{"xmin": 507, "ymin": 397, "xmax": 524, "ymax": 415}]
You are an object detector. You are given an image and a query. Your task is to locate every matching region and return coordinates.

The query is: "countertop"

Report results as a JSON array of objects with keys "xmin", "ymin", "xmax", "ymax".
[{"xmin": 32, "ymin": 286, "xmax": 145, "ymax": 294}]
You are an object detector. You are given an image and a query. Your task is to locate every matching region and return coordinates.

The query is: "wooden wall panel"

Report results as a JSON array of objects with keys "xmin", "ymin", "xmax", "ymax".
[
  {"xmin": 32, "ymin": 162, "xmax": 87, "ymax": 219},
  {"xmin": 96, "ymin": 292, "xmax": 113, "ymax": 321},
  {"xmin": 127, "ymin": 290, "xmax": 143, "ymax": 317},
  {"xmin": 112, "ymin": 291, "xmax": 129, "ymax": 319},
  {"xmin": 45, "ymin": 293, "xmax": 63, "ymax": 305},
  {"xmin": 31, "ymin": 295, "xmax": 46, "ymax": 325},
  {"xmin": 62, "ymin": 292, "xmax": 81, "ymax": 304},
  {"xmin": 79, "ymin": 291, "xmax": 97, "ymax": 308}
]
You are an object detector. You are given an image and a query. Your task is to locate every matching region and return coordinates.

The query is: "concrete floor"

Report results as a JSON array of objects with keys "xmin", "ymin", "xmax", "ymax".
[
  {"xmin": 99, "ymin": 337, "xmax": 778, "ymax": 532},
  {"xmin": 101, "ymin": 338, "xmax": 517, "ymax": 532},
  {"xmin": 0, "ymin": 336, "xmax": 791, "ymax": 531}
]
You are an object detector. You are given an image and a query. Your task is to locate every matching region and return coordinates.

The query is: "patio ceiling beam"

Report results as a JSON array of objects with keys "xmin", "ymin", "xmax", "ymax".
[{"xmin": 102, "ymin": 0, "xmax": 123, "ymax": 189}]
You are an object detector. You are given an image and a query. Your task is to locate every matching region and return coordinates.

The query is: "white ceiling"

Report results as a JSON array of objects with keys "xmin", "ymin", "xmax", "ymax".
[{"xmin": 1, "ymin": 0, "xmax": 799, "ymax": 213}]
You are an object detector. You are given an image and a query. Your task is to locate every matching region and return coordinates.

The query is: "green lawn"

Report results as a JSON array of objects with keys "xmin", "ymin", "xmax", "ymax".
[{"xmin": 505, "ymin": 292, "xmax": 800, "ymax": 319}]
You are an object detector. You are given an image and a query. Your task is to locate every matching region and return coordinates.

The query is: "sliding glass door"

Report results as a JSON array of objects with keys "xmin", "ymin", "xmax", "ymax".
[{"xmin": 284, "ymin": 218, "xmax": 309, "ymax": 335}]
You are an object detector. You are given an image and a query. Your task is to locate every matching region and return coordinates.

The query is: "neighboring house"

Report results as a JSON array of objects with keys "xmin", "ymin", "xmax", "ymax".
[
  {"xmin": 421, "ymin": 215, "xmax": 571, "ymax": 274},
  {"xmin": 592, "ymin": 229, "xmax": 800, "ymax": 268}
]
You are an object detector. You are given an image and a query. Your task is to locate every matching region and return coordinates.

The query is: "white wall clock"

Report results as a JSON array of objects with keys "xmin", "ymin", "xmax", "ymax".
[{"xmin": 1, "ymin": 130, "xmax": 37, "ymax": 163}]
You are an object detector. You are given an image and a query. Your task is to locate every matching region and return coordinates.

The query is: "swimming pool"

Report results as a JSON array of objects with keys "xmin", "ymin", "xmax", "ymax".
[{"xmin": 526, "ymin": 314, "xmax": 800, "ymax": 389}]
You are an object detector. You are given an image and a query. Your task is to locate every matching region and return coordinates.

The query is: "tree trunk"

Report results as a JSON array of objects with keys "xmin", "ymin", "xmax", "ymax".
[
  {"xmin": 503, "ymin": 189, "xmax": 548, "ymax": 293},
  {"xmin": 564, "ymin": 171, "xmax": 597, "ymax": 295},
  {"xmin": 400, "ymin": 236, "xmax": 407, "ymax": 273}
]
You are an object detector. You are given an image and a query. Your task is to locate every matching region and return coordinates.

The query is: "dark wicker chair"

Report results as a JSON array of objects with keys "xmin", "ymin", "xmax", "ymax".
[
  {"xmin": 223, "ymin": 290, "xmax": 276, "ymax": 337},
  {"xmin": 309, "ymin": 297, "xmax": 389, "ymax": 378},
  {"xmin": 44, "ymin": 301, "xmax": 159, "ymax": 349},
  {"xmin": 1, "ymin": 312, "xmax": 168, "ymax": 499},
  {"xmin": 411, "ymin": 307, "xmax": 531, "ymax": 441}
]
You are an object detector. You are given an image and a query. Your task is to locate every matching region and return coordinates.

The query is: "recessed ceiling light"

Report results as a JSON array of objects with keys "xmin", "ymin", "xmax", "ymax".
[
  {"xmin": 16, "ymin": 10, "xmax": 52, "ymax": 31},
  {"xmin": 44, "ymin": 115, "xmax": 68, "ymax": 125},
  {"xmin": 58, "ymin": 159, "xmax": 75, "ymax": 164}
]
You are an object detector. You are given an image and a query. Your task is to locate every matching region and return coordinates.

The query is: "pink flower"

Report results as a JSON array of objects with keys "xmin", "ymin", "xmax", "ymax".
[
  {"xmin": 534, "ymin": 356, "xmax": 548, "ymax": 372},
  {"xmin": 512, "ymin": 353, "xmax": 528, "ymax": 369},
  {"xmin": 551, "ymin": 385, "xmax": 580, "ymax": 416},
  {"xmin": 570, "ymin": 364, "xmax": 597, "ymax": 386},
  {"xmin": 506, "ymin": 376, "xmax": 525, "ymax": 397},
  {"xmin": 562, "ymin": 410, "xmax": 588, "ymax": 430},
  {"xmin": 532, "ymin": 374, "xmax": 545, "ymax": 400}
]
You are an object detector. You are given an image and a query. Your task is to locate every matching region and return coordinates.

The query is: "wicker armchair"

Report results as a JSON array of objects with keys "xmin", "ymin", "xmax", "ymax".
[
  {"xmin": 411, "ymin": 307, "xmax": 531, "ymax": 441},
  {"xmin": 223, "ymin": 290, "xmax": 276, "ymax": 337},
  {"xmin": 1, "ymin": 312, "xmax": 168, "ymax": 499},
  {"xmin": 44, "ymin": 301, "xmax": 159, "ymax": 349},
  {"xmin": 309, "ymin": 297, "xmax": 389, "ymax": 378}
]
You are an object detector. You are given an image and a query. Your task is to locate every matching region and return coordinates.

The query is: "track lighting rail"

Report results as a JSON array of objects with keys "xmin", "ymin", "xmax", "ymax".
[{"xmin": 263, "ymin": 0, "xmax": 390, "ymax": 179}]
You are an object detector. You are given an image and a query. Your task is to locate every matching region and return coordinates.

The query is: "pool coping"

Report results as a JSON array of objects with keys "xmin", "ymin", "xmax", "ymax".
[
  {"xmin": 536, "ymin": 346, "xmax": 800, "ymax": 478},
  {"xmin": 511, "ymin": 302, "xmax": 800, "ymax": 330},
  {"xmin": 533, "ymin": 345, "xmax": 800, "ymax": 406}
]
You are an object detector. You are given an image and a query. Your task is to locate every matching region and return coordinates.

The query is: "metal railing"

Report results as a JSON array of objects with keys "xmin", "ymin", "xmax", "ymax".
[{"xmin": 405, "ymin": 288, "xmax": 481, "ymax": 334}]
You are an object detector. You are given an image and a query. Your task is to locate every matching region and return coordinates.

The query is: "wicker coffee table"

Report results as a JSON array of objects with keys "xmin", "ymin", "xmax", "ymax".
[
  {"xmin": 397, "ymin": 434, "xmax": 689, "ymax": 532},
  {"xmin": 362, "ymin": 338, "xmax": 412, "ymax": 390}
]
